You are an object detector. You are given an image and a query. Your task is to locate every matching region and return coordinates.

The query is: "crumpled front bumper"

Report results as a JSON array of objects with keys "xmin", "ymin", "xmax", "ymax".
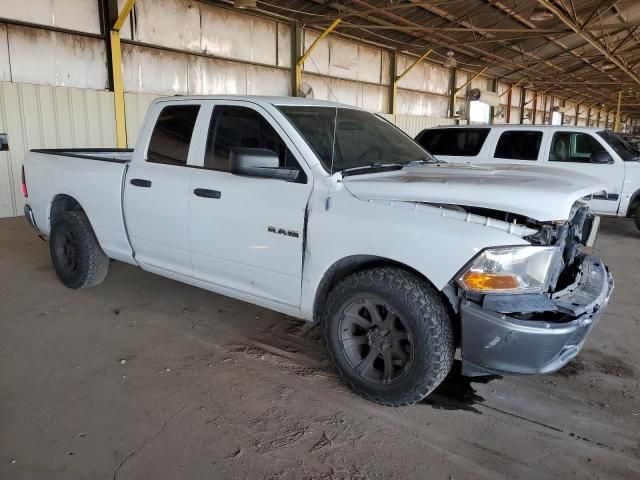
[{"xmin": 461, "ymin": 255, "xmax": 614, "ymax": 377}]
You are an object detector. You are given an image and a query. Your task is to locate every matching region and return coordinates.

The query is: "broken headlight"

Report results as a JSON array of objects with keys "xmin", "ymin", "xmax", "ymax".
[{"xmin": 458, "ymin": 246, "xmax": 561, "ymax": 294}]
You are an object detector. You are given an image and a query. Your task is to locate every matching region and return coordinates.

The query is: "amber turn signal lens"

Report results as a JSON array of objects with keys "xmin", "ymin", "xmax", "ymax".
[{"xmin": 461, "ymin": 271, "xmax": 520, "ymax": 292}]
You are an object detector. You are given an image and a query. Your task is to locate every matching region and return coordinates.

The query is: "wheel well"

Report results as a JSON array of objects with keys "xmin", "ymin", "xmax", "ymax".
[
  {"xmin": 49, "ymin": 194, "xmax": 84, "ymax": 229},
  {"xmin": 626, "ymin": 189, "xmax": 640, "ymax": 217},
  {"xmin": 312, "ymin": 255, "xmax": 458, "ymax": 327}
]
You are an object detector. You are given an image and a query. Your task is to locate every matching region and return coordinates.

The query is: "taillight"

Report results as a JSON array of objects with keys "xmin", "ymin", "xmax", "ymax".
[{"xmin": 21, "ymin": 165, "xmax": 28, "ymax": 197}]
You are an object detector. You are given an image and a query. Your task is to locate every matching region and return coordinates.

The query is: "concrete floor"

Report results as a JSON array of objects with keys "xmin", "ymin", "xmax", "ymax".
[{"xmin": 0, "ymin": 216, "xmax": 639, "ymax": 480}]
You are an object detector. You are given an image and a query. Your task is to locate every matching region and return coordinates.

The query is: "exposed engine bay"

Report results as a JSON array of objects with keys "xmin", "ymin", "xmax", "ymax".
[{"xmin": 441, "ymin": 200, "xmax": 603, "ymax": 322}]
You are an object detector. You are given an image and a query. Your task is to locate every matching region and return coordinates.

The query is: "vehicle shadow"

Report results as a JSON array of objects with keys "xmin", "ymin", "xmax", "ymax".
[{"xmin": 421, "ymin": 360, "xmax": 502, "ymax": 413}]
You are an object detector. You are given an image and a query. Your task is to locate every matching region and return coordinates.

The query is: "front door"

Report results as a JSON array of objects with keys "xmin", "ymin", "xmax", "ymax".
[
  {"xmin": 542, "ymin": 131, "xmax": 624, "ymax": 215},
  {"xmin": 188, "ymin": 102, "xmax": 312, "ymax": 307}
]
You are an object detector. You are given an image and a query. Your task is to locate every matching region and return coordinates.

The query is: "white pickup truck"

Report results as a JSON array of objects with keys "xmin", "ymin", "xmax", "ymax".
[
  {"xmin": 415, "ymin": 125, "xmax": 640, "ymax": 229},
  {"xmin": 23, "ymin": 96, "xmax": 614, "ymax": 406}
]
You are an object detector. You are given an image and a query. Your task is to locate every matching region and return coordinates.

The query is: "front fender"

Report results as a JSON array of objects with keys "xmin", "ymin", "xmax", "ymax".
[{"xmin": 299, "ymin": 190, "xmax": 529, "ymax": 320}]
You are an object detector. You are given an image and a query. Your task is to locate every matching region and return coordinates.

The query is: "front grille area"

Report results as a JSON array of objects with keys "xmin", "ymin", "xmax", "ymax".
[{"xmin": 549, "ymin": 205, "xmax": 596, "ymax": 292}]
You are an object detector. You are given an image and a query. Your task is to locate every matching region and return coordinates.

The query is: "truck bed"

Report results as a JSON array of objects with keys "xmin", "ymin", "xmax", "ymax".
[{"xmin": 24, "ymin": 149, "xmax": 135, "ymax": 265}]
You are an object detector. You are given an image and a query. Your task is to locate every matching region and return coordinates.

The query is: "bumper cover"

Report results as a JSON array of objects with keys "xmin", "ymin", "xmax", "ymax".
[
  {"xmin": 24, "ymin": 204, "xmax": 39, "ymax": 232},
  {"xmin": 461, "ymin": 255, "xmax": 614, "ymax": 377}
]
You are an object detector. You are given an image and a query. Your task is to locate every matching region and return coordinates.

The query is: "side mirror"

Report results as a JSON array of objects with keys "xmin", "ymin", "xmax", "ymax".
[
  {"xmin": 589, "ymin": 151, "xmax": 614, "ymax": 164},
  {"xmin": 230, "ymin": 148, "xmax": 300, "ymax": 181}
]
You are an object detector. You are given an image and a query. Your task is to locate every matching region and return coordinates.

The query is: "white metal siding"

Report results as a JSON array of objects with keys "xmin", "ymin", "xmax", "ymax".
[
  {"xmin": 0, "ymin": 82, "xmax": 116, "ymax": 218},
  {"xmin": 6, "ymin": 25, "xmax": 108, "ymax": 90},
  {"xmin": 124, "ymin": 92, "xmax": 158, "ymax": 147},
  {"xmin": 0, "ymin": 0, "xmax": 101, "ymax": 34}
]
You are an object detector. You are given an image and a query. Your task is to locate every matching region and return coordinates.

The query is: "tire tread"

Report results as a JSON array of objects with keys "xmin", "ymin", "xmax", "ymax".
[
  {"xmin": 50, "ymin": 211, "xmax": 109, "ymax": 289},
  {"xmin": 322, "ymin": 267, "xmax": 454, "ymax": 406}
]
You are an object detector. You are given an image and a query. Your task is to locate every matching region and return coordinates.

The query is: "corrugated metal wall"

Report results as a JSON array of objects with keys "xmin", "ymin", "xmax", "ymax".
[
  {"xmin": 0, "ymin": 82, "xmax": 116, "ymax": 217},
  {"xmin": 124, "ymin": 92, "xmax": 158, "ymax": 146}
]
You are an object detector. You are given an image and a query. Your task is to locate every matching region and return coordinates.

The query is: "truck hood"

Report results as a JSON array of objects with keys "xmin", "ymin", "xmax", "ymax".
[{"xmin": 341, "ymin": 163, "xmax": 606, "ymax": 221}]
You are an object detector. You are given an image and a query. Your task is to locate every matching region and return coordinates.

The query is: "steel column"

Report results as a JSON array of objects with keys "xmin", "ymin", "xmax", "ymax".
[
  {"xmin": 532, "ymin": 94, "xmax": 537, "ymax": 125},
  {"xmin": 489, "ymin": 78, "xmax": 497, "ymax": 124},
  {"xmin": 448, "ymin": 67, "xmax": 457, "ymax": 118},
  {"xmin": 388, "ymin": 50, "xmax": 397, "ymax": 115},
  {"xmin": 453, "ymin": 67, "xmax": 488, "ymax": 95},
  {"xmin": 505, "ymin": 83, "xmax": 512, "ymax": 123},
  {"xmin": 499, "ymin": 79, "xmax": 523, "ymax": 98},
  {"xmin": 291, "ymin": 22, "xmax": 302, "ymax": 96},
  {"xmin": 392, "ymin": 48, "xmax": 433, "ymax": 116},
  {"xmin": 614, "ymin": 91, "xmax": 622, "ymax": 131},
  {"xmin": 110, "ymin": 0, "xmax": 136, "ymax": 148},
  {"xmin": 295, "ymin": 18, "xmax": 342, "ymax": 97}
]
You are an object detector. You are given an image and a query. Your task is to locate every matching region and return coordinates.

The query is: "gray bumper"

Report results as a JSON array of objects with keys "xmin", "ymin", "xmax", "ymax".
[
  {"xmin": 461, "ymin": 255, "xmax": 614, "ymax": 377},
  {"xmin": 24, "ymin": 204, "xmax": 39, "ymax": 232}
]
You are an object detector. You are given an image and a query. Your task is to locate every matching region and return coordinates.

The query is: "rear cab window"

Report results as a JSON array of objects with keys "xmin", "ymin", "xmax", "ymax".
[
  {"xmin": 493, "ymin": 131, "xmax": 543, "ymax": 161},
  {"xmin": 147, "ymin": 104, "xmax": 200, "ymax": 166},
  {"xmin": 416, "ymin": 128, "xmax": 490, "ymax": 157}
]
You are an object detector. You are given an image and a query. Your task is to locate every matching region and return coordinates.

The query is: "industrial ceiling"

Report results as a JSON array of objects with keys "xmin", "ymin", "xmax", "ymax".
[{"xmin": 251, "ymin": 0, "xmax": 640, "ymax": 118}]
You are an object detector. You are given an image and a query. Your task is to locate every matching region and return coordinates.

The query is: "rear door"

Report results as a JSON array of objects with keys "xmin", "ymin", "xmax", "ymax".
[
  {"xmin": 415, "ymin": 128, "xmax": 491, "ymax": 164},
  {"xmin": 187, "ymin": 101, "xmax": 312, "ymax": 308},
  {"xmin": 123, "ymin": 101, "xmax": 202, "ymax": 277},
  {"xmin": 488, "ymin": 129, "xmax": 547, "ymax": 166},
  {"xmin": 541, "ymin": 130, "xmax": 624, "ymax": 215}
]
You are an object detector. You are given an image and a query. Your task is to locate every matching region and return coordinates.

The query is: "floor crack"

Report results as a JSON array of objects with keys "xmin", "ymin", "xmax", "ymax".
[{"xmin": 112, "ymin": 394, "xmax": 192, "ymax": 480}]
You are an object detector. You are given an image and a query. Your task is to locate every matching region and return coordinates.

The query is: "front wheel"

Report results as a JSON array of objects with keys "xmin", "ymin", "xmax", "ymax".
[
  {"xmin": 634, "ymin": 207, "xmax": 640, "ymax": 230},
  {"xmin": 50, "ymin": 211, "xmax": 109, "ymax": 289},
  {"xmin": 322, "ymin": 268, "xmax": 454, "ymax": 406}
]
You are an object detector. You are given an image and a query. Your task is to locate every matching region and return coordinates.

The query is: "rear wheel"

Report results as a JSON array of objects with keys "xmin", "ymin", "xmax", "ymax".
[
  {"xmin": 322, "ymin": 268, "xmax": 454, "ymax": 406},
  {"xmin": 634, "ymin": 207, "xmax": 640, "ymax": 230},
  {"xmin": 50, "ymin": 211, "xmax": 109, "ymax": 289}
]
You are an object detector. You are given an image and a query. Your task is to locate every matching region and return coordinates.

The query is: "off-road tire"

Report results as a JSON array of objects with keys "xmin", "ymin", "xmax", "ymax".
[
  {"xmin": 322, "ymin": 267, "xmax": 454, "ymax": 406},
  {"xmin": 50, "ymin": 211, "xmax": 109, "ymax": 289},
  {"xmin": 634, "ymin": 207, "xmax": 640, "ymax": 231}
]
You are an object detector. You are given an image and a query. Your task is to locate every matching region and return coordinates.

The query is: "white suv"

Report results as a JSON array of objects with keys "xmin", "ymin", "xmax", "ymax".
[{"xmin": 415, "ymin": 125, "xmax": 640, "ymax": 229}]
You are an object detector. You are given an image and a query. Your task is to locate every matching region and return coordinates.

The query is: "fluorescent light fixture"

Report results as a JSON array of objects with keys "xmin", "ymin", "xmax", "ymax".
[
  {"xmin": 234, "ymin": 0, "xmax": 257, "ymax": 8},
  {"xmin": 443, "ymin": 51, "xmax": 457, "ymax": 68},
  {"xmin": 530, "ymin": 6, "xmax": 553, "ymax": 21}
]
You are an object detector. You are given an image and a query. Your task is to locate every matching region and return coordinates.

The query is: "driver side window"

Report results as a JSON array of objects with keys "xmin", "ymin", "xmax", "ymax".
[
  {"xmin": 204, "ymin": 105, "xmax": 306, "ymax": 182},
  {"xmin": 549, "ymin": 132, "xmax": 606, "ymax": 163}
]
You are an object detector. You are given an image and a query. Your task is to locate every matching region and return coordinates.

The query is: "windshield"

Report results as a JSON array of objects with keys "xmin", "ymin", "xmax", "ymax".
[
  {"xmin": 598, "ymin": 131, "xmax": 638, "ymax": 161},
  {"xmin": 278, "ymin": 106, "xmax": 434, "ymax": 172}
]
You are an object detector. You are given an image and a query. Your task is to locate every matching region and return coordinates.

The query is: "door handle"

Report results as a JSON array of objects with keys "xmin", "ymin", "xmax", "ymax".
[
  {"xmin": 130, "ymin": 178, "xmax": 152, "ymax": 187},
  {"xmin": 194, "ymin": 188, "xmax": 221, "ymax": 199}
]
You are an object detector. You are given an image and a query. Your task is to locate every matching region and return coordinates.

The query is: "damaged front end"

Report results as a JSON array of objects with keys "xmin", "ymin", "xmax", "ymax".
[{"xmin": 451, "ymin": 202, "xmax": 614, "ymax": 377}]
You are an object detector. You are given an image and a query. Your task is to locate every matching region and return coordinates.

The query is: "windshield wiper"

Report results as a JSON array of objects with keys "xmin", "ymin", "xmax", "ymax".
[{"xmin": 341, "ymin": 162, "xmax": 404, "ymax": 176}]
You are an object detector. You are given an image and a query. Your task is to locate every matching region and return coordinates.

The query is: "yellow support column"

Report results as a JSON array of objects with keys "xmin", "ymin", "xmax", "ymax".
[
  {"xmin": 499, "ymin": 79, "xmax": 523, "ymax": 98},
  {"xmin": 295, "ymin": 18, "xmax": 341, "ymax": 96},
  {"xmin": 392, "ymin": 48, "xmax": 433, "ymax": 117},
  {"xmin": 454, "ymin": 67, "xmax": 488, "ymax": 95},
  {"xmin": 614, "ymin": 91, "xmax": 622, "ymax": 132},
  {"xmin": 111, "ymin": 0, "xmax": 137, "ymax": 148}
]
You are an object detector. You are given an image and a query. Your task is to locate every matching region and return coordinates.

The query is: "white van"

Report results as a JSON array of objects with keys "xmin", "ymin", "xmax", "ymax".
[{"xmin": 415, "ymin": 125, "xmax": 640, "ymax": 229}]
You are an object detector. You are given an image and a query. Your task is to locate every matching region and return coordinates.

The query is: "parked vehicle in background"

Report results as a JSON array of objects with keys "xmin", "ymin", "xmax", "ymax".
[
  {"xmin": 618, "ymin": 132, "xmax": 640, "ymax": 155},
  {"xmin": 415, "ymin": 125, "xmax": 640, "ymax": 230},
  {"xmin": 22, "ymin": 96, "xmax": 613, "ymax": 406}
]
